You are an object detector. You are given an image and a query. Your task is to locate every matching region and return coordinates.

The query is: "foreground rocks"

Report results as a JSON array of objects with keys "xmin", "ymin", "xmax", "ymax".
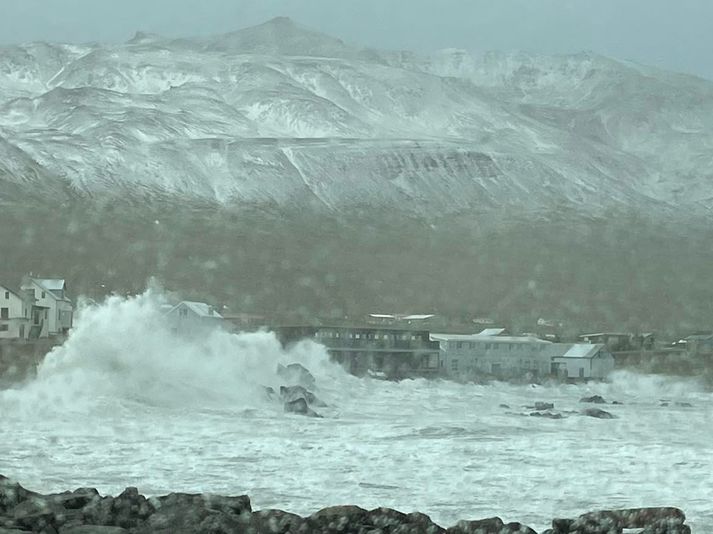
[{"xmin": 0, "ymin": 475, "xmax": 691, "ymax": 533}]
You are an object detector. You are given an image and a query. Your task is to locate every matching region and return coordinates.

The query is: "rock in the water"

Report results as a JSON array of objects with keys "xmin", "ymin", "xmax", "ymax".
[
  {"xmin": 675, "ymin": 402, "xmax": 693, "ymax": 408},
  {"xmin": 277, "ymin": 362, "xmax": 316, "ymax": 389},
  {"xmin": 499, "ymin": 404, "xmax": 510, "ymax": 409},
  {"xmin": 262, "ymin": 386, "xmax": 276, "ymax": 400},
  {"xmin": 279, "ymin": 385, "xmax": 326, "ymax": 407},
  {"xmin": 534, "ymin": 402, "xmax": 555, "ymax": 411},
  {"xmin": 530, "ymin": 411, "xmax": 563, "ymax": 419},
  {"xmin": 582, "ymin": 408, "xmax": 616, "ymax": 419},
  {"xmin": 283, "ymin": 397, "xmax": 322, "ymax": 418},
  {"xmin": 580, "ymin": 395, "xmax": 607, "ymax": 404}
]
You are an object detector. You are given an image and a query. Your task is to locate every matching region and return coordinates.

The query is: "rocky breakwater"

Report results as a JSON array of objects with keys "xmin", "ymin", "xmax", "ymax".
[{"xmin": 0, "ymin": 475, "xmax": 691, "ymax": 533}]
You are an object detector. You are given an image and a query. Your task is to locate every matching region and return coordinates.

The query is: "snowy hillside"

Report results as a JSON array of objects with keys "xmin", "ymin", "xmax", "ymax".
[{"xmin": 0, "ymin": 16, "xmax": 712, "ymax": 218}]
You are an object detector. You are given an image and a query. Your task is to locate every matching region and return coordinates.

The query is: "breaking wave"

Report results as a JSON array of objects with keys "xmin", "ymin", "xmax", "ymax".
[{"xmin": 0, "ymin": 289, "xmax": 351, "ymax": 416}]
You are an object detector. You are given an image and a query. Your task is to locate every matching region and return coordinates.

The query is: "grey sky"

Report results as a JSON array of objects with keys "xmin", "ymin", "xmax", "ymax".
[{"xmin": 2, "ymin": 0, "xmax": 712, "ymax": 80}]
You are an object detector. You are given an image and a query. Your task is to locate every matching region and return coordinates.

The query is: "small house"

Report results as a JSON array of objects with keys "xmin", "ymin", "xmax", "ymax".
[
  {"xmin": 20, "ymin": 277, "xmax": 73, "ymax": 336},
  {"xmin": 551, "ymin": 343, "xmax": 615, "ymax": 380},
  {"xmin": 165, "ymin": 300, "xmax": 224, "ymax": 334}
]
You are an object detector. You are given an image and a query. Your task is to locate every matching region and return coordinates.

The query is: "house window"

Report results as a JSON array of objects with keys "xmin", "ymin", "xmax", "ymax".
[
  {"xmin": 3, "ymin": 291, "xmax": 8, "ymax": 299},
  {"xmin": 41, "ymin": 291, "xmax": 45, "ymax": 298},
  {"xmin": 485, "ymin": 343, "xmax": 491, "ymax": 350},
  {"xmin": 0, "ymin": 308, "xmax": 8, "ymax": 320},
  {"xmin": 456, "ymin": 342, "xmax": 463, "ymax": 349},
  {"xmin": 451, "ymin": 359, "xmax": 459, "ymax": 371},
  {"xmin": 0, "ymin": 324, "xmax": 8, "ymax": 332}
]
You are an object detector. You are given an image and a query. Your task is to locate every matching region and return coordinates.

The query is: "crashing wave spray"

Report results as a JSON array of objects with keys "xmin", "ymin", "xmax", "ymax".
[{"xmin": 0, "ymin": 289, "xmax": 351, "ymax": 415}]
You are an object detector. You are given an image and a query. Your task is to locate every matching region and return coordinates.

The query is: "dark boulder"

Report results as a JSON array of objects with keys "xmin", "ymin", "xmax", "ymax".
[
  {"xmin": 81, "ymin": 487, "xmax": 153, "ymax": 530},
  {"xmin": 446, "ymin": 517, "xmax": 504, "ymax": 533},
  {"xmin": 534, "ymin": 402, "xmax": 555, "ymax": 411},
  {"xmin": 580, "ymin": 395, "xmax": 607, "ymax": 404},
  {"xmin": 0, "ymin": 475, "xmax": 36, "ymax": 515},
  {"xmin": 675, "ymin": 402, "xmax": 693, "ymax": 408},
  {"xmin": 250, "ymin": 509, "xmax": 305, "ymax": 533},
  {"xmin": 368, "ymin": 507, "xmax": 445, "ymax": 534},
  {"xmin": 447, "ymin": 517, "xmax": 535, "ymax": 534},
  {"xmin": 499, "ymin": 404, "xmax": 510, "ymax": 409},
  {"xmin": 284, "ymin": 397, "xmax": 322, "ymax": 418},
  {"xmin": 307, "ymin": 505, "xmax": 371, "ymax": 533},
  {"xmin": 60, "ymin": 527, "xmax": 130, "ymax": 534},
  {"xmin": 277, "ymin": 363, "xmax": 316, "ymax": 389},
  {"xmin": 530, "ymin": 411, "xmax": 563, "ymax": 419},
  {"xmin": 582, "ymin": 408, "xmax": 616, "ymax": 419},
  {"xmin": 279, "ymin": 385, "xmax": 326, "ymax": 407},
  {"xmin": 606, "ymin": 507, "xmax": 685, "ymax": 529},
  {"xmin": 569, "ymin": 510, "xmax": 622, "ymax": 533},
  {"xmin": 141, "ymin": 492, "xmax": 251, "ymax": 534},
  {"xmin": 12, "ymin": 497, "xmax": 63, "ymax": 532}
]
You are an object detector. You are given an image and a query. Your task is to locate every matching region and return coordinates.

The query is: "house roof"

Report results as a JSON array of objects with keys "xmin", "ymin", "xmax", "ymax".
[
  {"xmin": 179, "ymin": 301, "xmax": 223, "ymax": 319},
  {"xmin": 369, "ymin": 313, "xmax": 435, "ymax": 320},
  {"xmin": 477, "ymin": 327, "xmax": 507, "ymax": 336},
  {"xmin": 554, "ymin": 343, "xmax": 607, "ymax": 359},
  {"xmin": 579, "ymin": 332, "xmax": 631, "ymax": 338},
  {"xmin": 430, "ymin": 332, "xmax": 550, "ymax": 344},
  {"xmin": 0, "ymin": 283, "xmax": 25, "ymax": 301},
  {"xmin": 35, "ymin": 279, "xmax": 66, "ymax": 291},
  {"xmin": 23, "ymin": 278, "xmax": 71, "ymax": 302},
  {"xmin": 686, "ymin": 333, "xmax": 713, "ymax": 341}
]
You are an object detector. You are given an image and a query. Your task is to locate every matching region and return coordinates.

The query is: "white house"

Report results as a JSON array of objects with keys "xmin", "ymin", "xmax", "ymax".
[
  {"xmin": 1, "ymin": 283, "xmax": 53, "ymax": 340},
  {"xmin": 551, "ymin": 343, "xmax": 615, "ymax": 379},
  {"xmin": 431, "ymin": 328, "xmax": 615, "ymax": 381},
  {"xmin": 165, "ymin": 300, "xmax": 224, "ymax": 335},
  {"xmin": 430, "ymin": 330, "xmax": 554, "ymax": 378},
  {"xmin": 20, "ymin": 277, "xmax": 73, "ymax": 336}
]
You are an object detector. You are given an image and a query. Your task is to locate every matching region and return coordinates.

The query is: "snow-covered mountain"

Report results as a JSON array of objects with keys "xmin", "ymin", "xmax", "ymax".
[{"xmin": 1, "ymin": 16, "xmax": 712, "ymax": 218}]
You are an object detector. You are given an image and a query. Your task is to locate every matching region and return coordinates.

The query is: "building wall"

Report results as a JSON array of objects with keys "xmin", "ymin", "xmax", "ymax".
[
  {"xmin": 21, "ymin": 281, "xmax": 59, "ymax": 334},
  {"xmin": 591, "ymin": 351, "xmax": 616, "ymax": 378},
  {"xmin": 553, "ymin": 357, "xmax": 592, "ymax": 379},
  {"xmin": 437, "ymin": 338, "xmax": 554, "ymax": 379},
  {"xmin": 0, "ymin": 289, "xmax": 30, "ymax": 339},
  {"xmin": 166, "ymin": 303, "xmax": 223, "ymax": 335}
]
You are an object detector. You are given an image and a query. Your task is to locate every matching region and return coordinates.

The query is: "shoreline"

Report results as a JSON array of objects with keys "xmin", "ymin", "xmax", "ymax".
[{"xmin": 0, "ymin": 476, "xmax": 691, "ymax": 533}]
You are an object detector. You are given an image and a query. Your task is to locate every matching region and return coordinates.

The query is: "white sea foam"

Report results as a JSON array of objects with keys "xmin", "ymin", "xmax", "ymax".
[{"xmin": 0, "ymin": 289, "xmax": 350, "ymax": 416}]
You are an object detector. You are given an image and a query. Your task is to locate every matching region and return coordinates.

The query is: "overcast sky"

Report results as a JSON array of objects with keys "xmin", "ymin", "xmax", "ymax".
[{"xmin": 2, "ymin": 0, "xmax": 712, "ymax": 80}]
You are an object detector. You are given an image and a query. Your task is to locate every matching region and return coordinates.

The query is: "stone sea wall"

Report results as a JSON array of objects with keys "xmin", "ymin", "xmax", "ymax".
[{"xmin": 0, "ymin": 475, "xmax": 691, "ymax": 534}]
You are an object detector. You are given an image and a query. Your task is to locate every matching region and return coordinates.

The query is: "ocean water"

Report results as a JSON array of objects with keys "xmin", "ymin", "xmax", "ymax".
[{"xmin": 1, "ymin": 291, "xmax": 711, "ymax": 532}]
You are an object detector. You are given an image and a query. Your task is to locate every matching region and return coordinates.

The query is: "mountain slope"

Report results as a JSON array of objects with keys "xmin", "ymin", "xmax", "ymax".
[
  {"xmin": 2, "ymin": 18, "xmax": 713, "ymax": 329},
  {"xmin": 0, "ymin": 17, "xmax": 711, "ymax": 218}
]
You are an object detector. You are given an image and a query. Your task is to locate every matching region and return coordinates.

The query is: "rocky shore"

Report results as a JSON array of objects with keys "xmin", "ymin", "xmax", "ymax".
[{"xmin": 0, "ymin": 475, "xmax": 690, "ymax": 533}]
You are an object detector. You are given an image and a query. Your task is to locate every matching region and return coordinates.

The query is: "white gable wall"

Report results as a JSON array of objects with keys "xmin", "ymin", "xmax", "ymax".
[{"xmin": 0, "ymin": 286, "xmax": 31, "ymax": 339}]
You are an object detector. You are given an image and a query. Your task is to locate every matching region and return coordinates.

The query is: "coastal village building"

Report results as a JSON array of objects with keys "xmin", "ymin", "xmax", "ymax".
[
  {"xmin": 165, "ymin": 300, "xmax": 224, "ymax": 335},
  {"xmin": 685, "ymin": 333, "xmax": 713, "ymax": 357},
  {"xmin": 432, "ymin": 329, "xmax": 615, "ymax": 380},
  {"xmin": 274, "ymin": 324, "xmax": 441, "ymax": 379},
  {"xmin": 1, "ymin": 276, "xmax": 72, "ymax": 340},
  {"xmin": 0, "ymin": 284, "xmax": 34, "ymax": 340},
  {"xmin": 20, "ymin": 277, "xmax": 73, "ymax": 336}
]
